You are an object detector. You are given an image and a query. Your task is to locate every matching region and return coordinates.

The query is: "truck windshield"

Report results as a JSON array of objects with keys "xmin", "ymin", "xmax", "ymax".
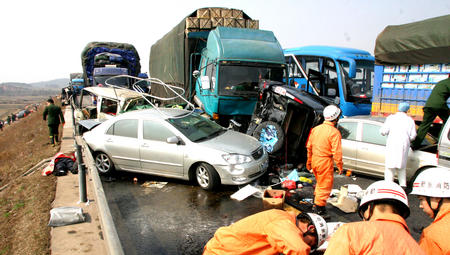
[
  {"xmin": 339, "ymin": 60, "xmax": 374, "ymax": 102},
  {"xmin": 218, "ymin": 62, "xmax": 285, "ymax": 96},
  {"xmin": 94, "ymin": 76, "xmax": 129, "ymax": 88}
]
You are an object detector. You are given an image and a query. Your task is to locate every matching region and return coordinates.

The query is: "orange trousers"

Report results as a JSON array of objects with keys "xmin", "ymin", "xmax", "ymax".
[{"xmin": 312, "ymin": 156, "xmax": 334, "ymax": 206}]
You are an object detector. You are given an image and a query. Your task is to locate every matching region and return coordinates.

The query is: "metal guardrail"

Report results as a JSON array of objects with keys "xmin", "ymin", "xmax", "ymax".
[{"xmin": 78, "ymin": 136, "xmax": 125, "ymax": 255}]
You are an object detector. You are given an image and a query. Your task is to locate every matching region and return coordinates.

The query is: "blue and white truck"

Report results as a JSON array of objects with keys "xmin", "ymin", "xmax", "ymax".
[
  {"xmin": 284, "ymin": 46, "xmax": 375, "ymax": 117},
  {"xmin": 371, "ymin": 15, "xmax": 450, "ymax": 125},
  {"xmin": 81, "ymin": 42, "xmax": 141, "ymax": 88}
]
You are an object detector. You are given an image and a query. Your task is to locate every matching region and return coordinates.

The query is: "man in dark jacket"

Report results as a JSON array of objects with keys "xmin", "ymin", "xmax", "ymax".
[
  {"xmin": 43, "ymin": 98, "xmax": 65, "ymax": 146},
  {"xmin": 412, "ymin": 77, "xmax": 450, "ymax": 149}
]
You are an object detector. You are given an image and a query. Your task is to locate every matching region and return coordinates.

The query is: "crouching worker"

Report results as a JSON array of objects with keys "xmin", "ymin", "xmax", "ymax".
[
  {"xmin": 324, "ymin": 180, "xmax": 424, "ymax": 255},
  {"xmin": 203, "ymin": 209, "xmax": 328, "ymax": 255},
  {"xmin": 410, "ymin": 167, "xmax": 450, "ymax": 255}
]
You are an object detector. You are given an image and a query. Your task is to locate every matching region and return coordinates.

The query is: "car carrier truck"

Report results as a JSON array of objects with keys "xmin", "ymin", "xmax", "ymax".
[
  {"xmin": 371, "ymin": 15, "xmax": 450, "ymax": 127},
  {"xmin": 149, "ymin": 7, "xmax": 287, "ymax": 128}
]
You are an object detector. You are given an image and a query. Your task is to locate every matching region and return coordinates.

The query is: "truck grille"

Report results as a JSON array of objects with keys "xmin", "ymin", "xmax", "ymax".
[{"xmin": 251, "ymin": 147, "xmax": 264, "ymax": 160}]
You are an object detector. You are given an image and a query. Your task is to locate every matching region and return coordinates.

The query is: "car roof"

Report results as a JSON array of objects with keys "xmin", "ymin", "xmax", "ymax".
[
  {"xmin": 340, "ymin": 115, "xmax": 386, "ymax": 123},
  {"xmin": 115, "ymin": 107, "xmax": 190, "ymax": 120},
  {"xmin": 84, "ymin": 86, "xmax": 144, "ymax": 100}
]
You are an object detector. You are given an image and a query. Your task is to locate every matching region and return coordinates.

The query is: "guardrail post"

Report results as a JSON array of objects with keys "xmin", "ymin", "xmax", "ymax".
[{"xmin": 70, "ymin": 96, "xmax": 87, "ymax": 203}]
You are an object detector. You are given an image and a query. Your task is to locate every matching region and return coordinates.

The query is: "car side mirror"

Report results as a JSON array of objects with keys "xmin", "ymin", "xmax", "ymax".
[
  {"xmin": 166, "ymin": 136, "xmax": 179, "ymax": 144},
  {"xmin": 192, "ymin": 70, "xmax": 200, "ymax": 78}
]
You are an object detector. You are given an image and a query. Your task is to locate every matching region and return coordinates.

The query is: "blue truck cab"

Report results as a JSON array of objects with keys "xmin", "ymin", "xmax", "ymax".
[
  {"xmin": 284, "ymin": 46, "xmax": 375, "ymax": 117},
  {"xmin": 194, "ymin": 27, "xmax": 287, "ymax": 125},
  {"xmin": 71, "ymin": 78, "xmax": 85, "ymax": 94},
  {"xmin": 92, "ymin": 66, "xmax": 129, "ymax": 87}
]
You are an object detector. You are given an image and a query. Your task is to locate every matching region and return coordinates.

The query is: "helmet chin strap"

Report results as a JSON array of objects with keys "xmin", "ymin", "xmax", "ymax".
[{"xmin": 426, "ymin": 197, "xmax": 443, "ymax": 219}]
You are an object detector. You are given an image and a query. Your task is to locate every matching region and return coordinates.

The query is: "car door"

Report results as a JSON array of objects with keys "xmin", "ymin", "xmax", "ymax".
[
  {"xmin": 337, "ymin": 120, "xmax": 358, "ymax": 171},
  {"xmin": 104, "ymin": 119, "xmax": 140, "ymax": 170},
  {"xmin": 356, "ymin": 121, "xmax": 386, "ymax": 178},
  {"xmin": 139, "ymin": 119, "xmax": 184, "ymax": 177}
]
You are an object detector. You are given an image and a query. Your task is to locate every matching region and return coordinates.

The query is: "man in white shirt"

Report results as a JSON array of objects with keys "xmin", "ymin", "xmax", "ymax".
[{"xmin": 380, "ymin": 102, "xmax": 417, "ymax": 189}]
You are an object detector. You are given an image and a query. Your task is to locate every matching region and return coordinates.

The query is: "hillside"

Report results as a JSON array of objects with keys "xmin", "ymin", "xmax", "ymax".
[
  {"xmin": 0, "ymin": 99, "xmax": 62, "ymax": 254},
  {"xmin": 0, "ymin": 78, "xmax": 68, "ymax": 96}
]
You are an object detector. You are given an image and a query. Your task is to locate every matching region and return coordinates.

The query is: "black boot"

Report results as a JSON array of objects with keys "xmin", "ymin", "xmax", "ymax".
[
  {"xmin": 312, "ymin": 204, "xmax": 330, "ymax": 220},
  {"xmin": 54, "ymin": 135, "xmax": 59, "ymax": 144},
  {"xmin": 50, "ymin": 136, "xmax": 55, "ymax": 146}
]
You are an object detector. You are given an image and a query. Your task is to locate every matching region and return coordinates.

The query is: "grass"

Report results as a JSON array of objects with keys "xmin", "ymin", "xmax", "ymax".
[{"xmin": 0, "ymin": 98, "xmax": 62, "ymax": 254}]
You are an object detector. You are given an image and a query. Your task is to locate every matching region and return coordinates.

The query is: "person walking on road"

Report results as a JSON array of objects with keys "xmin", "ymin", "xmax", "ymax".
[
  {"xmin": 410, "ymin": 167, "xmax": 450, "ymax": 255},
  {"xmin": 203, "ymin": 209, "xmax": 328, "ymax": 255},
  {"xmin": 306, "ymin": 104, "xmax": 343, "ymax": 217},
  {"xmin": 412, "ymin": 77, "xmax": 450, "ymax": 149},
  {"xmin": 324, "ymin": 180, "xmax": 425, "ymax": 255},
  {"xmin": 43, "ymin": 98, "xmax": 65, "ymax": 146},
  {"xmin": 380, "ymin": 102, "xmax": 416, "ymax": 189}
]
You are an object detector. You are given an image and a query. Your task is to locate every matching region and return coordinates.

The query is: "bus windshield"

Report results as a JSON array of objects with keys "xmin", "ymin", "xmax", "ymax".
[
  {"xmin": 339, "ymin": 60, "xmax": 374, "ymax": 102},
  {"xmin": 218, "ymin": 62, "xmax": 285, "ymax": 96}
]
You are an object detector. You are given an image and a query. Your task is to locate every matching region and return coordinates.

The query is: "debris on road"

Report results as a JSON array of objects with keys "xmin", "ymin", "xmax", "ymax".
[{"xmin": 141, "ymin": 181, "xmax": 168, "ymax": 189}]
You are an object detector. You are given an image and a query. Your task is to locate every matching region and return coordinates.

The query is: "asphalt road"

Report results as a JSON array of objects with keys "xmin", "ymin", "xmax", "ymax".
[{"xmin": 102, "ymin": 171, "xmax": 432, "ymax": 255}]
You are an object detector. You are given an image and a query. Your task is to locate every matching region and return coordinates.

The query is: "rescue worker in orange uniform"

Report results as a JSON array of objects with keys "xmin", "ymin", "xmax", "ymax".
[
  {"xmin": 410, "ymin": 167, "xmax": 450, "ymax": 255},
  {"xmin": 203, "ymin": 209, "xmax": 328, "ymax": 255},
  {"xmin": 324, "ymin": 180, "xmax": 425, "ymax": 255},
  {"xmin": 306, "ymin": 104, "xmax": 343, "ymax": 217}
]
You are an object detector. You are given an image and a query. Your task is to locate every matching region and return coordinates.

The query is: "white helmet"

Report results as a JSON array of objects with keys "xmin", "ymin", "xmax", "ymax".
[
  {"xmin": 410, "ymin": 167, "xmax": 450, "ymax": 198},
  {"xmin": 298, "ymin": 212, "xmax": 328, "ymax": 250},
  {"xmin": 358, "ymin": 180, "xmax": 410, "ymax": 219},
  {"xmin": 323, "ymin": 105, "xmax": 341, "ymax": 121}
]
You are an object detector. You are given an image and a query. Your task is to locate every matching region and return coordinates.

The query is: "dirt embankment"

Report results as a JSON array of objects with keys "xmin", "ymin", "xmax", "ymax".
[{"xmin": 0, "ymin": 99, "xmax": 64, "ymax": 254}]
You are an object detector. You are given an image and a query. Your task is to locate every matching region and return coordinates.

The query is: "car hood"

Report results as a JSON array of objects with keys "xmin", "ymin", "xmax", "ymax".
[{"xmin": 199, "ymin": 130, "xmax": 261, "ymax": 154}]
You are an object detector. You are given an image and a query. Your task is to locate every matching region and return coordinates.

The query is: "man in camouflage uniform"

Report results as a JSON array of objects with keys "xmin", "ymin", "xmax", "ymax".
[{"xmin": 43, "ymin": 98, "xmax": 65, "ymax": 146}]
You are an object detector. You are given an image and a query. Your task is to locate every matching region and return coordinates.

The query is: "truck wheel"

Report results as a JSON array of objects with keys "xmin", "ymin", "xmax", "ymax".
[
  {"xmin": 195, "ymin": 163, "xmax": 220, "ymax": 190},
  {"xmin": 94, "ymin": 152, "xmax": 115, "ymax": 175},
  {"xmin": 253, "ymin": 121, "xmax": 284, "ymax": 154}
]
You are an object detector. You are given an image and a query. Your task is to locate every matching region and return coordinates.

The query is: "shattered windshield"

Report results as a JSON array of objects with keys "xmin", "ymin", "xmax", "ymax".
[
  {"xmin": 94, "ymin": 76, "xmax": 129, "ymax": 87},
  {"xmin": 123, "ymin": 96, "xmax": 153, "ymax": 112},
  {"xmin": 218, "ymin": 62, "xmax": 285, "ymax": 96},
  {"xmin": 339, "ymin": 60, "xmax": 374, "ymax": 102},
  {"xmin": 168, "ymin": 113, "xmax": 225, "ymax": 142}
]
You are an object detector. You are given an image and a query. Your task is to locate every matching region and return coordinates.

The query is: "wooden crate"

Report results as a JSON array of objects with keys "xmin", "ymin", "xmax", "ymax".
[
  {"xmin": 235, "ymin": 19, "xmax": 246, "ymax": 28},
  {"xmin": 196, "ymin": 8, "xmax": 210, "ymax": 18},
  {"xmin": 211, "ymin": 17, "xmax": 224, "ymax": 27},
  {"xmin": 221, "ymin": 8, "xmax": 233, "ymax": 18},
  {"xmin": 232, "ymin": 9, "xmax": 244, "ymax": 19},
  {"xmin": 199, "ymin": 18, "xmax": 212, "ymax": 29},
  {"xmin": 246, "ymin": 19, "xmax": 259, "ymax": 29},
  {"xmin": 224, "ymin": 18, "xmax": 236, "ymax": 27},
  {"xmin": 185, "ymin": 17, "xmax": 199, "ymax": 29},
  {"xmin": 209, "ymin": 7, "xmax": 222, "ymax": 18}
]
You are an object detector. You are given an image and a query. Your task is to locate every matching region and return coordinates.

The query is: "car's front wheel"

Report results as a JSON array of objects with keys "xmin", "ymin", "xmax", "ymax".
[
  {"xmin": 195, "ymin": 163, "xmax": 220, "ymax": 190},
  {"xmin": 94, "ymin": 152, "xmax": 115, "ymax": 175}
]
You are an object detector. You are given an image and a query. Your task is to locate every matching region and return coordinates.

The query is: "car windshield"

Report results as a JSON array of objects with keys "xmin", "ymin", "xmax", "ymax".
[
  {"xmin": 167, "ymin": 113, "xmax": 225, "ymax": 142},
  {"xmin": 94, "ymin": 76, "xmax": 129, "ymax": 87},
  {"xmin": 339, "ymin": 60, "xmax": 374, "ymax": 102},
  {"xmin": 218, "ymin": 62, "xmax": 285, "ymax": 96}
]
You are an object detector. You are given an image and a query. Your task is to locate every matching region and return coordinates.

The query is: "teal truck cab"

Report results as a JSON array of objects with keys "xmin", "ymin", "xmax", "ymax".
[
  {"xmin": 284, "ymin": 46, "xmax": 375, "ymax": 117},
  {"xmin": 193, "ymin": 27, "xmax": 286, "ymax": 126},
  {"xmin": 149, "ymin": 8, "xmax": 286, "ymax": 129}
]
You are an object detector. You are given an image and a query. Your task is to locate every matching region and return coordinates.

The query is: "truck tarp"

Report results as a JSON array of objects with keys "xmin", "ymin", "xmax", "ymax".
[
  {"xmin": 374, "ymin": 14, "xmax": 450, "ymax": 65},
  {"xmin": 81, "ymin": 42, "xmax": 141, "ymax": 84}
]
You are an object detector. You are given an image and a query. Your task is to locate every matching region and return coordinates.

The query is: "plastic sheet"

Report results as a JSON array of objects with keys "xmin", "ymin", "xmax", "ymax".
[{"xmin": 48, "ymin": 207, "xmax": 85, "ymax": 227}]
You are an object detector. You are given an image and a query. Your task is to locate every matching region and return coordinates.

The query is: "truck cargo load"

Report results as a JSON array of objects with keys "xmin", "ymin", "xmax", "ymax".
[
  {"xmin": 372, "ymin": 15, "xmax": 450, "ymax": 122},
  {"xmin": 81, "ymin": 42, "xmax": 141, "ymax": 87}
]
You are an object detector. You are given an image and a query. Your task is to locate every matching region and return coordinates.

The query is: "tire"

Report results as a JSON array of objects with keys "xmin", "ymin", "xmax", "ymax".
[
  {"xmin": 195, "ymin": 163, "xmax": 220, "ymax": 190},
  {"xmin": 252, "ymin": 121, "xmax": 284, "ymax": 153},
  {"xmin": 94, "ymin": 152, "xmax": 115, "ymax": 175}
]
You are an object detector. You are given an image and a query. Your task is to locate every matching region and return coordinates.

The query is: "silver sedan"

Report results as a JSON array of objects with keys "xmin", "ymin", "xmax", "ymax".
[
  {"xmin": 83, "ymin": 108, "xmax": 268, "ymax": 190},
  {"xmin": 337, "ymin": 115, "xmax": 438, "ymax": 183}
]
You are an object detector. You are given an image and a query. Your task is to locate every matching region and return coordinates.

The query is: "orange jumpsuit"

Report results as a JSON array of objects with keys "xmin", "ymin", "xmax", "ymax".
[
  {"xmin": 203, "ymin": 209, "xmax": 311, "ymax": 255},
  {"xmin": 306, "ymin": 121, "xmax": 343, "ymax": 206},
  {"xmin": 419, "ymin": 203, "xmax": 450, "ymax": 255},
  {"xmin": 323, "ymin": 212, "xmax": 425, "ymax": 255}
]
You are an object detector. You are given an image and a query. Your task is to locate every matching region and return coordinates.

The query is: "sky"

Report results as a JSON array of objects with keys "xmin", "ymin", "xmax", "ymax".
[{"xmin": 0, "ymin": 0, "xmax": 449, "ymax": 83}]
